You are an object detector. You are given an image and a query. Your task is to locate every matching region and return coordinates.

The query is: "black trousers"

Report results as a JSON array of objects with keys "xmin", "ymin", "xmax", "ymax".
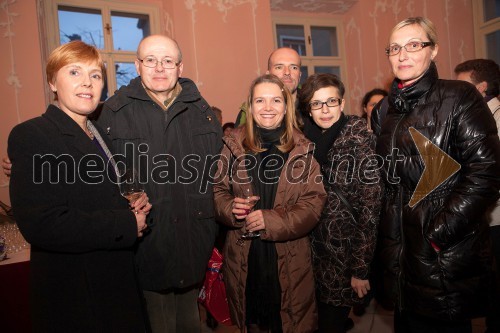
[
  {"xmin": 317, "ymin": 302, "xmax": 351, "ymax": 333},
  {"xmin": 394, "ymin": 308, "xmax": 472, "ymax": 333}
]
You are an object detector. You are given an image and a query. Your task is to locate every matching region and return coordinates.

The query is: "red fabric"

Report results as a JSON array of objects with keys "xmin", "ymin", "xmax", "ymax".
[
  {"xmin": 198, "ymin": 248, "xmax": 232, "ymax": 326},
  {"xmin": 0, "ymin": 261, "xmax": 31, "ymax": 333}
]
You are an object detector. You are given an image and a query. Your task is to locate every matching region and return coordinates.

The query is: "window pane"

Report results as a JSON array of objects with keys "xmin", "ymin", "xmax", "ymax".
[
  {"xmin": 100, "ymin": 62, "xmax": 108, "ymax": 101},
  {"xmin": 58, "ymin": 6, "xmax": 103, "ymax": 48},
  {"xmin": 276, "ymin": 25, "xmax": 306, "ymax": 56},
  {"xmin": 115, "ymin": 62, "xmax": 138, "ymax": 90},
  {"xmin": 300, "ymin": 66, "xmax": 309, "ymax": 85},
  {"xmin": 311, "ymin": 26, "xmax": 338, "ymax": 57},
  {"xmin": 486, "ymin": 30, "xmax": 500, "ymax": 65},
  {"xmin": 314, "ymin": 66, "xmax": 341, "ymax": 78},
  {"xmin": 111, "ymin": 11, "xmax": 150, "ymax": 52},
  {"xmin": 483, "ymin": 0, "xmax": 500, "ymax": 22}
]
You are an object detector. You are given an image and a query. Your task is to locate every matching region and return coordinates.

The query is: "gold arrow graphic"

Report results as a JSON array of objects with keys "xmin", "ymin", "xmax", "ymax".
[{"xmin": 408, "ymin": 127, "xmax": 461, "ymax": 208}]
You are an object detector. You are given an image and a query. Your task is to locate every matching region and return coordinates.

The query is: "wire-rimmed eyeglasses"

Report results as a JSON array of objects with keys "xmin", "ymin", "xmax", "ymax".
[
  {"xmin": 138, "ymin": 57, "xmax": 180, "ymax": 69},
  {"xmin": 309, "ymin": 97, "xmax": 342, "ymax": 110},
  {"xmin": 385, "ymin": 41, "xmax": 434, "ymax": 56}
]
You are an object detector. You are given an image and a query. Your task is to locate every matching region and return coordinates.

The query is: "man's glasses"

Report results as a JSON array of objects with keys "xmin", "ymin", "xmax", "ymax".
[
  {"xmin": 138, "ymin": 57, "xmax": 180, "ymax": 69},
  {"xmin": 385, "ymin": 41, "xmax": 433, "ymax": 56},
  {"xmin": 309, "ymin": 98, "xmax": 342, "ymax": 110}
]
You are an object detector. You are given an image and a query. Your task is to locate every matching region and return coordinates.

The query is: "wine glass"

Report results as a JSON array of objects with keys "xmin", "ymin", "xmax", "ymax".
[
  {"xmin": 119, "ymin": 168, "xmax": 144, "ymax": 204},
  {"xmin": 240, "ymin": 185, "xmax": 261, "ymax": 239}
]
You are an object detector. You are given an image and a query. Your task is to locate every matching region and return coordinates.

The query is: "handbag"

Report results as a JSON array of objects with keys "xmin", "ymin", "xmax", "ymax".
[{"xmin": 198, "ymin": 248, "xmax": 233, "ymax": 326}]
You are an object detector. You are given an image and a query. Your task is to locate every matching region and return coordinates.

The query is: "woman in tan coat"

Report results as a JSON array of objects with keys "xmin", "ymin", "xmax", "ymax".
[{"xmin": 214, "ymin": 74, "xmax": 326, "ymax": 333}]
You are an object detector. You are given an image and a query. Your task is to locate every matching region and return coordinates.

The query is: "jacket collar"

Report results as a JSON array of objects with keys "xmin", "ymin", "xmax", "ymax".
[
  {"xmin": 43, "ymin": 104, "xmax": 98, "ymax": 154},
  {"xmin": 105, "ymin": 76, "xmax": 203, "ymax": 112},
  {"xmin": 487, "ymin": 96, "xmax": 500, "ymax": 114},
  {"xmin": 43, "ymin": 104, "xmax": 86, "ymax": 136},
  {"xmin": 389, "ymin": 61, "xmax": 438, "ymax": 113}
]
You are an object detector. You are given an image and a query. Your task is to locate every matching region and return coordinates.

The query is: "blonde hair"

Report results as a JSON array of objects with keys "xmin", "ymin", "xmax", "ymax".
[
  {"xmin": 391, "ymin": 17, "xmax": 438, "ymax": 45},
  {"xmin": 243, "ymin": 74, "xmax": 297, "ymax": 154},
  {"xmin": 46, "ymin": 41, "xmax": 105, "ymax": 100}
]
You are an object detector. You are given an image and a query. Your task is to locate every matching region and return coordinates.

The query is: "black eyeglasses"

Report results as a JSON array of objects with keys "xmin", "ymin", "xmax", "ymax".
[
  {"xmin": 309, "ymin": 97, "xmax": 342, "ymax": 110},
  {"xmin": 138, "ymin": 57, "xmax": 180, "ymax": 69},
  {"xmin": 385, "ymin": 41, "xmax": 434, "ymax": 56}
]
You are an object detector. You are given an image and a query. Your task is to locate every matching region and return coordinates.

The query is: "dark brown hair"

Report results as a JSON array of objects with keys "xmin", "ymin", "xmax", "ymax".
[{"xmin": 298, "ymin": 73, "xmax": 345, "ymax": 116}]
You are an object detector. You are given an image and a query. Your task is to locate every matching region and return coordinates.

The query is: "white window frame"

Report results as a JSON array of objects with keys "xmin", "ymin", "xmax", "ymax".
[
  {"xmin": 272, "ymin": 17, "xmax": 348, "ymax": 88},
  {"xmin": 39, "ymin": 0, "xmax": 160, "ymax": 103},
  {"xmin": 472, "ymin": 0, "xmax": 500, "ymax": 60}
]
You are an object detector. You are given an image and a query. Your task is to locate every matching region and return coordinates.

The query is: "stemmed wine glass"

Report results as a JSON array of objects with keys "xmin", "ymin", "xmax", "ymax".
[
  {"xmin": 240, "ymin": 184, "xmax": 261, "ymax": 239},
  {"xmin": 119, "ymin": 168, "xmax": 145, "ymax": 205}
]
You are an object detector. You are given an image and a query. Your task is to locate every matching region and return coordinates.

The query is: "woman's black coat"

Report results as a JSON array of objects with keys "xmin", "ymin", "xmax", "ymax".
[
  {"xmin": 8, "ymin": 105, "xmax": 147, "ymax": 332},
  {"xmin": 372, "ymin": 62, "xmax": 500, "ymax": 321}
]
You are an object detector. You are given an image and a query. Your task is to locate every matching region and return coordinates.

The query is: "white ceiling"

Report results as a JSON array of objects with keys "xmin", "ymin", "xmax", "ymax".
[{"xmin": 270, "ymin": 0, "xmax": 358, "ymax": 14}]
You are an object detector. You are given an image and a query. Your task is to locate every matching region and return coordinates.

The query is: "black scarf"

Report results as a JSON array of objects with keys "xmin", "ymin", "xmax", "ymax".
[
  {"xmin": 245, "ymin": 123, "xmax": 287, "ymax": 332},
  {"xmin": 303, "ymin": 113, "xmax": 348, "ymax": 166},
  {"xmin": 389, "ymin": 61, "xmax": 438, "ymax": 113}
]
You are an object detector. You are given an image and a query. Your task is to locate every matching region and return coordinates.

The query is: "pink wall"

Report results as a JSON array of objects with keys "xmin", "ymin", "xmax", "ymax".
[
  {"xmin": 343, "ymin": 0, "xmax": 476, "ymax": 115},
  {"xmin": 170, "ymin": 1, "xmax": 275, "ymax": 125},
  {"xmin": 0, "ymin": 0, "xmax": 477, "ymax": 204},
  {"xmin": 0, "ymin": 0, "xmax": 45, "ymax": 204}
]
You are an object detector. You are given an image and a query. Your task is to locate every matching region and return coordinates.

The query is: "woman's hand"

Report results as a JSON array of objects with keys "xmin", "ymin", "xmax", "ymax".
[
  {"xmin": 130, "ymin": 192, "xmax": 151, "ymax": 237},
  {"xmin": 134, "ymin": 211, "xmax": 147, "ymax": 237},
  {"xmin": 2, "ymin": 156, "xmax": 11, "ymax": 177},
  {"xmin": 244, "ymin": 209, "xmax": 266, "ymax": 233},
  {"xmin": 232, "ymin": 196, "xmax": 256, "ymax": 220},
  {"xmin": 130, "ymin": 192, "xmax": 152, "ymax": 215},
  {"xmin": 351, "ymin": 277, "xmax": 370, "ymax": 298}
]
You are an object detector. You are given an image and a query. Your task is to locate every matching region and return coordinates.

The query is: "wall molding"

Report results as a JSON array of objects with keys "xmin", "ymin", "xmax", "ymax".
[{"xmin": 2, "ymin": 0, "xmax": 21, "ymax": 125}]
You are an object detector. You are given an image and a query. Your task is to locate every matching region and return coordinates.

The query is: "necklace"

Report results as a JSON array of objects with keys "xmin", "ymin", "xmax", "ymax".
[{"xmin": 85, "ymin": 127, "xmax": 95, "ymax": 140}]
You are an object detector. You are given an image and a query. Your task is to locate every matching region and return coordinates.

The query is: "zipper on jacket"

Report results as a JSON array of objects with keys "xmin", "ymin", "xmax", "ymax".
[
  {"xmin": 390, "ymin": 113, "xmax": 406, "ymax": 312},
  {"xmin": 397, "ymin": 189, "xmax": 404, "ymax": 312}
]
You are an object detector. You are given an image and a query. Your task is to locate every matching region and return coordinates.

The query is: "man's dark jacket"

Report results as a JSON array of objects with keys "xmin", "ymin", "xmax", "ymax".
[{"xmin": 98, "ymin": 77, "xmax": 223, "ymax": 290}]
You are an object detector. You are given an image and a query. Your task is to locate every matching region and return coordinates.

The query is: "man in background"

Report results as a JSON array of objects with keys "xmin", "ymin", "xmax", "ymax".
[
  {"xmin": 235, "ymin": 47, "xmax": 302, "ymax": 127},
  {"xmin": 455, "ymin": 58, "xmax": 500, "ymax": 333}
]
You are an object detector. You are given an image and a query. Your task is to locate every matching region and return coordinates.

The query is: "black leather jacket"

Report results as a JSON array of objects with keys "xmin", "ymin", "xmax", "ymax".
[
  {"xmin": 98, "ymin": 77, "xmax": 223, "ymax": 290},
  {"xmin": 372, "ymin": 62, "xmax": 500, "ymax": 320}
]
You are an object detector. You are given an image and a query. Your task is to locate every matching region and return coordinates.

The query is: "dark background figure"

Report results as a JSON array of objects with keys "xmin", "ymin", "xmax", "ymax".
[
  {"xmin": 212, "ymin": 105, "xmax": 223, "ymax": 125},
  {"xmin": 361, "ymin": 88, "xmax": 388, "ymax": 133},
  {"xmin": 223, "ymin": 122, "xmax": 235, "ymax": 137},
  {"xmin": 454, "ymin": 58, "xmax": 500, "ymax": 333}
]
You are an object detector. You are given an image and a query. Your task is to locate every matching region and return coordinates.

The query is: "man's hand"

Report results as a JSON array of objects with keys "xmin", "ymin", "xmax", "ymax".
[{"xmin": 2, "ymin": 156, "xmax": 12, "ymax": 177}]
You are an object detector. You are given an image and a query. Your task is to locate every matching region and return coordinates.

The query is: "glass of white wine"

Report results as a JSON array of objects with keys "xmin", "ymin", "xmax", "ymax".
[{"xmin": 119, "ymin": 168, "xmax": 144, "ymax": 204}]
